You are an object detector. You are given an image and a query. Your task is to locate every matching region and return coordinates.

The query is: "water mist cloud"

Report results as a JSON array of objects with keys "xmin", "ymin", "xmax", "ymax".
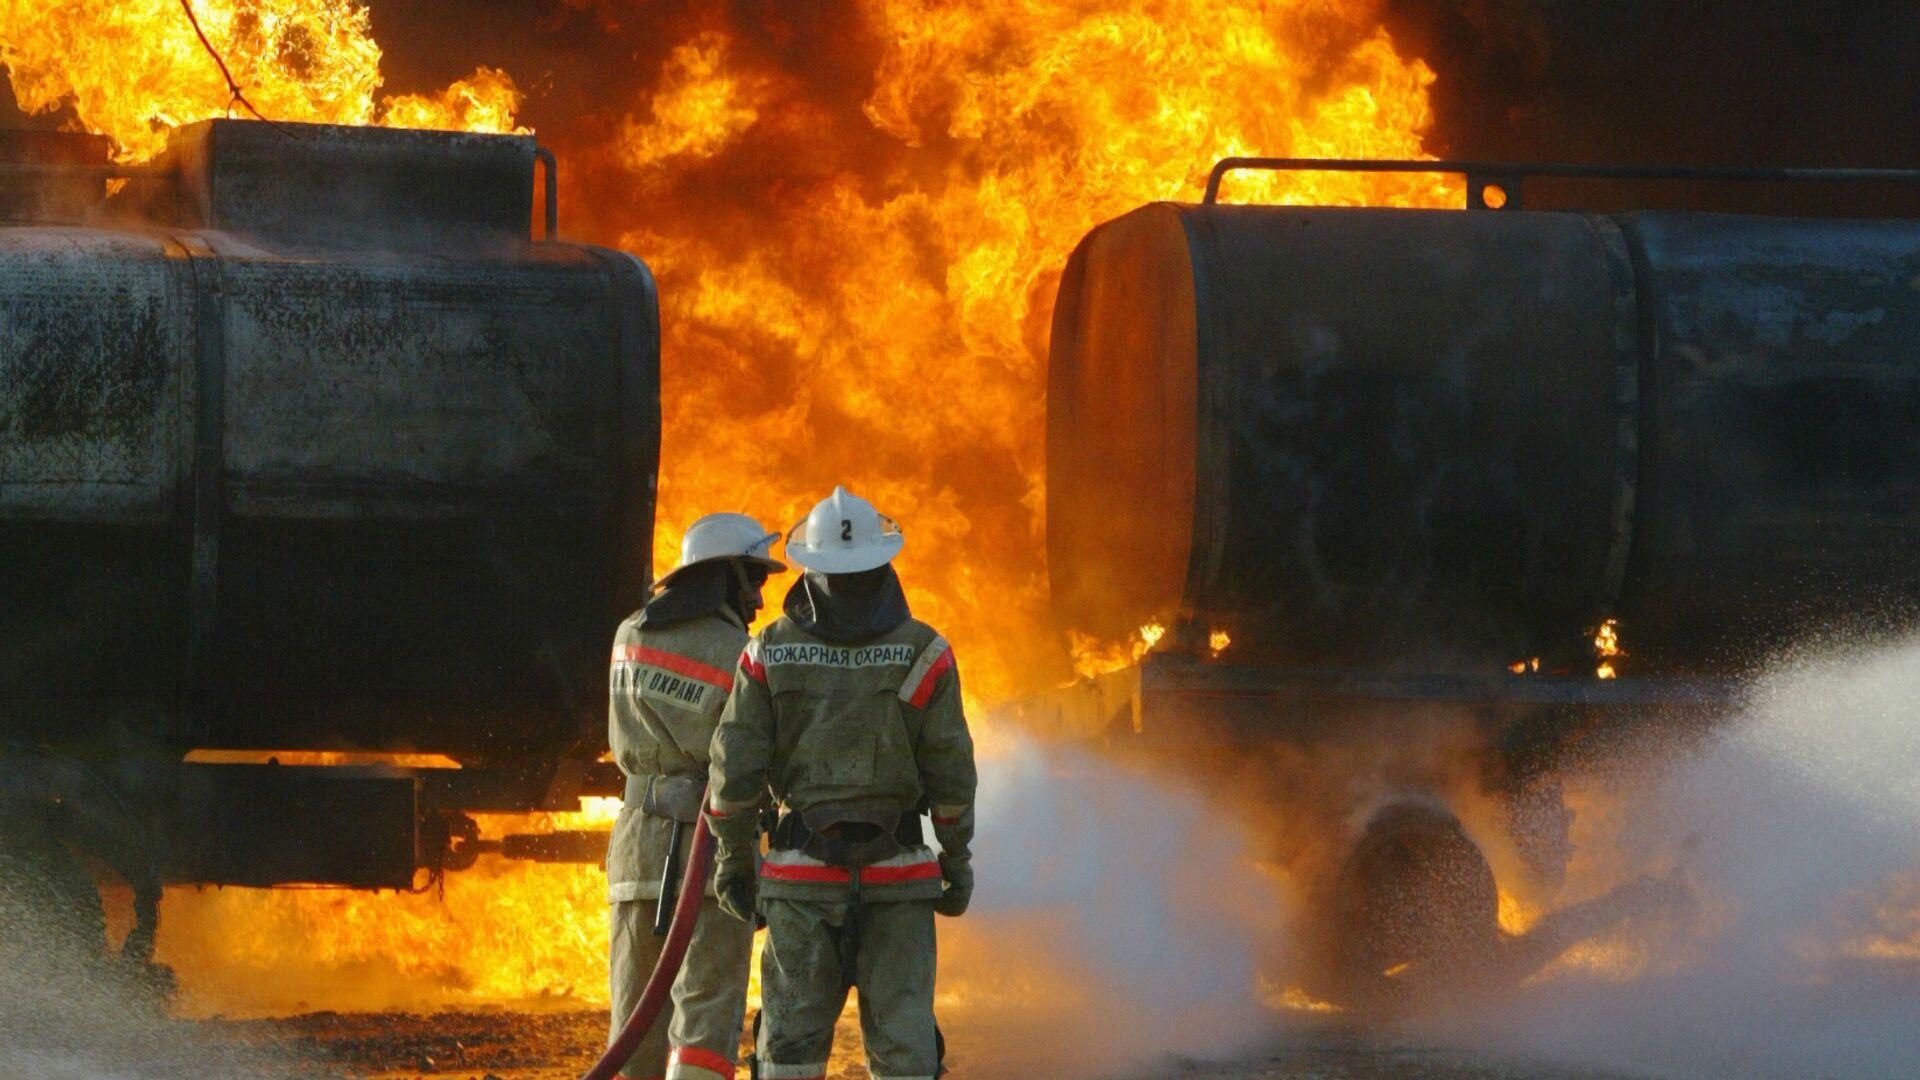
[
  {"xmin": 935, "ymin": 735, "xmax": 1286, "ymax": 1078},
  {"xmin": 1447, "ymin": 635, "xmax": 1920, "ymax": 1079}
]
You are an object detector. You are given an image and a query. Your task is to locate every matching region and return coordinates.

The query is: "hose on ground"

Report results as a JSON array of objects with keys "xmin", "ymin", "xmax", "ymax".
[{"xmin": 580, "ymin": 812, "xmax": 717, "ymax": 1080}]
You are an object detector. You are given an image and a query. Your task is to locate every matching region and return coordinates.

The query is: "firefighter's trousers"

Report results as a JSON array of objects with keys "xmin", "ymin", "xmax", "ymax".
[
  {"xmin": 757, "ymin": 896, "xmax": 938, "ymax": 1080},
  {"xmin": 609, "ymin": 895, "xmax": 755, "ymax": 1080}
]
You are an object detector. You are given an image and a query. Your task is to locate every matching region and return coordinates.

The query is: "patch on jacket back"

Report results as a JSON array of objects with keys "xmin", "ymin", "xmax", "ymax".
[
  {"xmin": 611, "ymin": 644, "xmax": 733, "ymax": 713},
  {"xmin": 633, "ymin": 665, "xmax": 721, "ymax": 711},
  {"xmin": 763, "ymin": 642, "xmax": 916, "ymax": 668}
]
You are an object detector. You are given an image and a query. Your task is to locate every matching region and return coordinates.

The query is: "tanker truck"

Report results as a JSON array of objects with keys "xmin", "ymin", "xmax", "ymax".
[
  {"xmin": 0, "ymin": 119, "xmax": 654, "ymax": 973},
  {"xmin": 1026, "ymin": 159, "xmax": 1920, "ymax": 1005}
]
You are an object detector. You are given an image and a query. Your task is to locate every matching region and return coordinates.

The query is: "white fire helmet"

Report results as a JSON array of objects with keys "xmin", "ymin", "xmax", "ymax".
[
  {"xmin": 784, "ymin": 486, "xmax": 904, "ymax": 574},
  {"xmin": 654, "ymin": 512, "xmax": 785, "ymax": 588}
]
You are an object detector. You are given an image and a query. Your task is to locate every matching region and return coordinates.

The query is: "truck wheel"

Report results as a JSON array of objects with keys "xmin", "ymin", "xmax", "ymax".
[{"xmin": 1328, "ymin": 800, "xmax": 1500, "ymax": 1010}]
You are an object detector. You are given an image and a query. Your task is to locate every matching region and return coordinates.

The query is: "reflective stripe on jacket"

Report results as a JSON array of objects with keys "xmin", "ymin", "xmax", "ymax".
[{"xmin": 755, "ymin": 845, "xmax": 945, "ymax": 903}]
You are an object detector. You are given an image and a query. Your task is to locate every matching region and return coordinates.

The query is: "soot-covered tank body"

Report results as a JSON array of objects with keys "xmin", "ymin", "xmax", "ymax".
[
  {"xmin": 1, "ymin": 120, "xmax": 658, "ymax": 761},
  {"xmin": 1049, "ymin": 194, "xmax": 1920, "ymax": 675}
]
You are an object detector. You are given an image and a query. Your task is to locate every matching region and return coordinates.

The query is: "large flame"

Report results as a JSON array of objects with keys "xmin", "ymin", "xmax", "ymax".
[
  {"xmin": 616, "ymin": 1, "xmax": 1457, "ymax": 702},
  {"xmin": 0, "ymin": 0, "xmax": 522, "ymax": 163},
  {"xmin": 620, "ymin": 31, "xmax": 764, "ymax": 177},
  {"xmin": 157, "ymin": 799, "xmax": 622, "ymax": 1013},
  {"xmin": 6, "ymin": 0, "xmax": 1457, "ymax": 1011}
]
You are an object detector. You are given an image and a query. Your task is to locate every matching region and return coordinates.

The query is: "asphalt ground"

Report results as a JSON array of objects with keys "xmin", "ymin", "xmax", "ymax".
[{"xmin": 184, "ymin": 1009, "xmax": 1643, "ymax": 1080}]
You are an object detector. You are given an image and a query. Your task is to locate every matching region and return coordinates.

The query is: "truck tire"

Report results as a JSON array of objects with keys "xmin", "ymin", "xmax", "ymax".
[{"xmin": 1328, "ymin": 800, "xmax": 1500, "ymax": 1009}]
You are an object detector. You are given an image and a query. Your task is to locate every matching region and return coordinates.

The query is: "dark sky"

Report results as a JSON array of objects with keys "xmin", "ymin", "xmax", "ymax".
[{"xmin": 1381, "ymin": 0, "xmax": 1920, "ymax": 214}]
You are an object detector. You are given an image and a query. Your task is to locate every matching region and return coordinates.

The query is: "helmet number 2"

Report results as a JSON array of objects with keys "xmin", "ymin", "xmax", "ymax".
[{"xmin": 840, "ymin": 519, "xmax": 853, "ymax": 542}]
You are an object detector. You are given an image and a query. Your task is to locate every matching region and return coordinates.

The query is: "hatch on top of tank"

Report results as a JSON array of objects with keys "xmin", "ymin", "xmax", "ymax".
[
  {"xmin": 5, "ymin": 118, "xmax": 545, "ymax": 251},
  {"xmin": 154, "ymin": 119, "xmax": 539, "ymax": 250}
]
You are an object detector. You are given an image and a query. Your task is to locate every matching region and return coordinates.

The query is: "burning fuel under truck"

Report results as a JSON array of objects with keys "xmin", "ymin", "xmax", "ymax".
[{"xmin": 6, "ymin": 117, "xmax": 1920, "ymax": 1020}]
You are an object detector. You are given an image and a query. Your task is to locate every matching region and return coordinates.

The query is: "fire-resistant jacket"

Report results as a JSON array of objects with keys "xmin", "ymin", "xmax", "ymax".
[
  {"xmin": 707, "ymin": 616, "xmax": 976, "ymax": 903},
  {"xmin": 605, "ymin": 607, "xmax": 748, "ymax": 903}
]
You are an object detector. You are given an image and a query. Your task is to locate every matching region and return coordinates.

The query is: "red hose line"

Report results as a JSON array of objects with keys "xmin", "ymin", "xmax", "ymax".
[{"xmin": 581, "ymin": 813, "xmax": 718, "ymax": 1080}]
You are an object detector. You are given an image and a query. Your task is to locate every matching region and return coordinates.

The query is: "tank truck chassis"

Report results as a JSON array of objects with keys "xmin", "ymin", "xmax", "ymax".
[
  {"xmin": 1038, "ymin": 156, "xmax": 1920, "ymax": 1010},
  {"xmin": 1, "ymin": 120, "xmax": 659, "ymax": 976}
]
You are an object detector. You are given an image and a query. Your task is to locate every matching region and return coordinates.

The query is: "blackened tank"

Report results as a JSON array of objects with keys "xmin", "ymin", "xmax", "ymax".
[
  {"xmin": 1, "ymin": 120, "xmax": 659, "ymax": 760},
  {"xmin": 1048, "ymin": 199, "xmax": 1920, "ymax": 673}
]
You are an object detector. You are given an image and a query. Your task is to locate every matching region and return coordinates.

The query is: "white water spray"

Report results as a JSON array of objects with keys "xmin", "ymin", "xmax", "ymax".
[
  {"xmin": 935, "ymin": 736, "xmax": 1287, "ymax": 1078},
  {"xmin": 1446, "ymin": 635, "xmax": 1920, "ymax": 1079}
]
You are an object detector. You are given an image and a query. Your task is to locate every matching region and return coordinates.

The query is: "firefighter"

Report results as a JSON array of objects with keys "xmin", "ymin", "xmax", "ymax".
[
  {"xmin": 707, "ymin": 486, "xmax": 977, "ymax": 1080},
  {"xmin": 606, "ymin": 512, "xmax": 784, "ymax": 1080}
]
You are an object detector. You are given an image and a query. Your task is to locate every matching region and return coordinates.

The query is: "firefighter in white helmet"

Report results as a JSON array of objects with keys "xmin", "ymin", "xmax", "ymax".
[
  {"xmin": 707, "ymin": 487, "xmax": 977, "ymax": 1080},
  {"xmin": 606, "ymin": 512, "xmax": 784, "ymax": 1080}
]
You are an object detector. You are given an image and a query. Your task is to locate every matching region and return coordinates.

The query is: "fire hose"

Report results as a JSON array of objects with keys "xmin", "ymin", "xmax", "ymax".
[{"xmin": 579, "ymin": 812, "xmax": 717, "ymax": 1080}]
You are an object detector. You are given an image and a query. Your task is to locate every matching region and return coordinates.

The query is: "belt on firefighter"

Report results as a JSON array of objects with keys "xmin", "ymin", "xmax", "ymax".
[
  {"xmin": 624, "ymin": 773, "xmax": 704, "ymax": 824},
  {"xmin": 770, "ymin": 800, "xmax": 924, "ymax": 868}
]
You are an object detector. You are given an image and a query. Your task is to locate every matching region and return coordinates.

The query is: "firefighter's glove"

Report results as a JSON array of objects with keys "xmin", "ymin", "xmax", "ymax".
[
  {"xmin": 933, "ymin": 855, "xmax": 973, "ymax": 917},
  {"xmin": 714, "ymin": 846, "xmax": 759, "ymax": 924}
]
